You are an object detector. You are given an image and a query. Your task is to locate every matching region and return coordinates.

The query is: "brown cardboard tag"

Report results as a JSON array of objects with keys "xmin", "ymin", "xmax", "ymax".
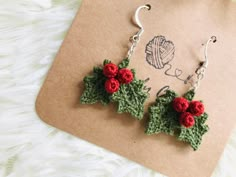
[{"xmin": 36, "ymin": 1, "xmax": 236, "ymax": 177}]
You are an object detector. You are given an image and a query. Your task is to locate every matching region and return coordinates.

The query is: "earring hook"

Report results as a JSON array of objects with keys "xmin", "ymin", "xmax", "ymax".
[
  {"xmin": 133, "ymin": 4, "xmax": 151, "ymax": 40},
  {"xmin": 127, "ymin": 4, "xmax": 151, "ymax": 59},
  {"xmin": 203, "ymin": 36, "xmax": 217, "ymax": 68},
  {"xmin": 192, "ymin": 36, "xmax": 217, "ymax": 91}
]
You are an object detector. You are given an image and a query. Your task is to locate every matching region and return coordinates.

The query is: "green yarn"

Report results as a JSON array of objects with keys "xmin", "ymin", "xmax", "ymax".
[
  {"xmin": 145, "ymin": 90, "xmax": 178, "ymax": 135},
  {"xmin": 111, "ymin": 70, "xmax": 148, "ymax": 119},
  {"xmin": 178, "ymin": 113, "xmax": 209, "ymax": 150},
  {"xmin": 184, "ymin": 89, "xmax": 195, "ymax": 101},
  {"xmin": 103, "ymin": 59, "xmax": 111, "ymax": 66},
  {"xmin": 80, "ymin": 66, "xmax": 110, "ymax": 105},
  {"xmin": 145, "ymin": 89, "xmax": 209, "ymax": 150},
  {"xmin": 118, "ymin": 58, "xmax": 129, "ymax": 69},
  {"xmin": 80, "ymin": 58, "xmax": 149, "ymax": 119},
  {"xmin": 81, "ymin": 58, "xmax": 209, "ymax": 149}
]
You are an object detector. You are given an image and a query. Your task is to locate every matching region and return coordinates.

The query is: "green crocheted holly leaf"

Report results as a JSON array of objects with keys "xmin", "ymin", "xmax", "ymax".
[
  {"xmin": 145, "ymin": 90, "xmax": 178, "ymax": 135},
  {"xmin": 80, "ymin": 66, "xmax": 110, "ymax": 105},
  {"xmin": 145, "ymin": 89, "xmax": 209, "ymax": 150},
  {"xmin": 111, "ymin": 70, "xmax": 149, "ymax": 120},
  {"xmin": 80, "ymin": 58, "xmax": 149, "ymax": 119},
  {"xmin": 177, "ymin": 113, "xmax": 209, "ymax": 150},
  {"xmin": 118, "ymin": 58, "xmax": 129, "ymax": 69},
  {"xmin": 184, "ymin": 89, "xmax": 195, "ymax": 101},
  {"xmin": 103, "ymin": 59, "xmax": 111, "ymax": 65}
]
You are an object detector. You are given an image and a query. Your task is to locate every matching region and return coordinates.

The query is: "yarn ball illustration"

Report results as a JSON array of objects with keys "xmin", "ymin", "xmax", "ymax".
[{"xmin": 145, "ymin": 36, "xmax": 175, "ymax": 69}]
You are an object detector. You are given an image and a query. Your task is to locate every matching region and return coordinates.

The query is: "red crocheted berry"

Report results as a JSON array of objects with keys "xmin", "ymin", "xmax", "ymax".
[
  {"xmin": 189, "ymin": 101, "xmax": 204, "ymax": 116},
  {"xmin": 118, "ymin": 68, "xmax": 134, "ymax": 84},
  {"xmin": 105, "ymin": 78, "xmax": 120, "ymax": 94},
  {"xmin": 103, "ymin": 63, "xmax": 118, "ymax": 78},
  {"xmin": 172, "ymin": 97, "xmax": 189, "ymax": 112},
  {"xmin": 179, "ymin": 112, "xmax": 195, "ymax": 128}
]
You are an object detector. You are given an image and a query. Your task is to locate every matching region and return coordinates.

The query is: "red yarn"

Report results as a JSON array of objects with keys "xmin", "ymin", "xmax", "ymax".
[
  {"xmin": 189, "ymin": 101, "xmax": 204, "ymax": 116},
  {"xmin": 172, "ymin": 97, "xmax": 189, "ymax": 113},
  {"xmin": 105, "ymin": 78, "xmax": 120, "ymax": 94},
  {"xmin": 118, "ymin": 68, "xmax": 134, "ymax": 84},
  {"xmin": 179, "ymin": 112, "xmax": 195, "ymax": 128},
  {"xmin": 103, "ymin": 63, "xmax": 118, "ymax": 78}
]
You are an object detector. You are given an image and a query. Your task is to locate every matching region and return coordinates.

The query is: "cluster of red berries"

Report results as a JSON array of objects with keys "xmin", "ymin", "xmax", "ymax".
[
  {"xmin": 103, "ymin": 63, "xmax": 134, "ymax": 94},
  {"xmin": 172, "ymin": 97, "xmax": 205, "ymax": 128}
]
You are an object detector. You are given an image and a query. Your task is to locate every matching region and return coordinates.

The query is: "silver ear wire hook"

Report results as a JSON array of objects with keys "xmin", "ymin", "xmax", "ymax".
[
  {"xmin": 133, "ymin": 4, "xmax": 151, "ymax": 38},
  {"xmin": 203, "ymin": 36, "xmax": 217, "ymax": 68},
  {"xmin": 127, "ymin": 4, "xmax": 151, "ymax": 59},
  {"xmin": 192, "ymin": 36, "xmax": 217, "ymax": 91}
]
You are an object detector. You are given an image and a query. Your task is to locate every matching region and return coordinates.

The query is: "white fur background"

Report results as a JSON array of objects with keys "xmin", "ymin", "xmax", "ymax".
[{"xmin": 0, "ymin": 0, "xmax": 236, "ymax": 176}]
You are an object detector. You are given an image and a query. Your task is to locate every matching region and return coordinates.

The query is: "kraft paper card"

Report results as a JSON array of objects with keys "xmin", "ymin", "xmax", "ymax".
[{"xmin": 36, "ymin": 0, "xmax": 236, "ymax": 177}]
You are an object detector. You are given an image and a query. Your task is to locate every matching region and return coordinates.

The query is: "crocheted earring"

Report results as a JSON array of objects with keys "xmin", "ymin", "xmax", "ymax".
[
  {"xmin": 145, "ymin": 36, "xmax": 217, "ymax": 150},
  {"xmin": 80, "ymin": 5, "xmax": 151, "ymax": 119}
]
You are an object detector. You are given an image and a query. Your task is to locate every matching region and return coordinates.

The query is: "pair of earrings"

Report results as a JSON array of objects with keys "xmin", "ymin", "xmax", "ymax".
[{"xmin": 80, "ymin": 4, "xmax": 216, "ymax": 150}]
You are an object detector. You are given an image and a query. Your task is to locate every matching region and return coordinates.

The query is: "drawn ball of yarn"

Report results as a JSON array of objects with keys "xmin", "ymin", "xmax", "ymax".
[{"xmin": 145, "ymin": 36, "xmax": 175, "ymax": 69}]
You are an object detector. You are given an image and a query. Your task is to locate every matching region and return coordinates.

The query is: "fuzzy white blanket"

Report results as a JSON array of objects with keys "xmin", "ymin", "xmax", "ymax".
[{"xmin": 1, "ymin": 0, "xmax": 236, "ymax": 176}]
